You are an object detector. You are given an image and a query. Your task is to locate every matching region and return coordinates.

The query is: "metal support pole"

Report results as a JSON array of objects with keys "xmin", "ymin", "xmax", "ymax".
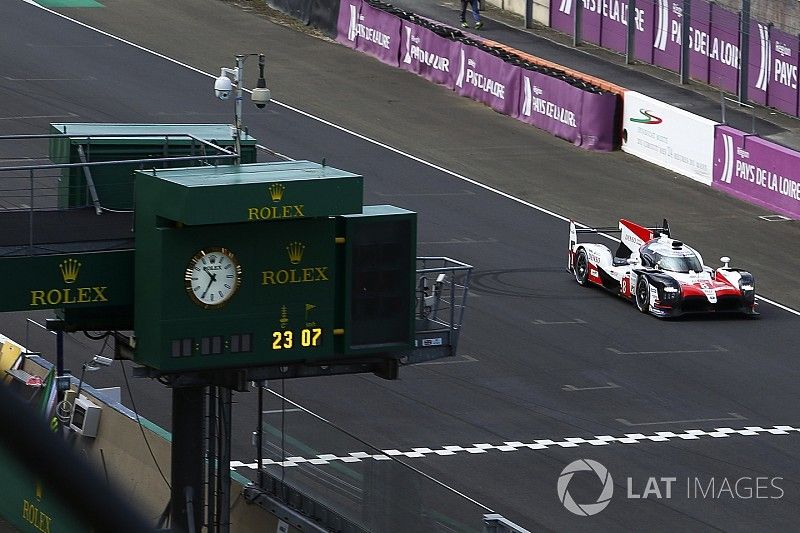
[
  {"xmin": 171, "ymin": 386, "xmax": 205, "ymax": 532},
  {"xmin": 217, "ymin": 388, "xmax": 232, "ymax": 533},
  {"xmin": 626, "ymin": 0, "xmax": 636, "ymax": 64},
  {"xmin": 234, "ymin": 55, "xmax": 244, "ymax": 164},
  {"xmin": 680, "ymin": 0, "xmax": 691, "ymax": 84},
  {"xmin": 28, "ymin": 169, "xmax": 34, "ymax": 252},
  {"xmin": 56, "ymin": 331, "xmax": 64, "ymax": 403},
  {"xmin": 720, "ymin": 91, "xmax": 727, "ymax": 124},
  {"xmin": 524, "ymin": 0, "xmax": 533, "ymax": 29},
  {"xmin": 257, "ymin": 384, "xmax": 264, "ymax": 489},
  {"xmin": 573, "ymin": 1, "xmax": 582, "ymax": 47},
  {"xmin": 738, "ymin": 0, "xmax": 751, "ymax": 102}
]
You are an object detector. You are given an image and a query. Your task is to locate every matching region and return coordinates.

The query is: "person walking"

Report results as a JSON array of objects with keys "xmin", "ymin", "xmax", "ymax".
[{"xmin": 460, "ymin": 0, "xmax": 483, "ymax": 29}]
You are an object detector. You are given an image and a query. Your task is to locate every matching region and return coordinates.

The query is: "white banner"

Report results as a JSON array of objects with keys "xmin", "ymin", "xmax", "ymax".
[{"xmin": 622, "ymin": 91, "xmax": 717, "ymax": 185}]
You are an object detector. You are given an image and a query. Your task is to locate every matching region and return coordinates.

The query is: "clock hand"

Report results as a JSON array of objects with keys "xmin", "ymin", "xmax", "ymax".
[{"xmin": 201, "ymin": 273, "xmax": 216, "ymax": 299}]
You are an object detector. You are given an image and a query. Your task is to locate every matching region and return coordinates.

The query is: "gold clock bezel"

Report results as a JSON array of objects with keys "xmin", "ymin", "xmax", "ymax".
[{"xmin": 184, "ymin": 247, "xmax": 242, "ymax": 309}]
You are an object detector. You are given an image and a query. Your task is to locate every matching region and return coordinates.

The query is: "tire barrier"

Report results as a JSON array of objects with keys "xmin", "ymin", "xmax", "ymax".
[
  {"xmin": 335, "ymin": 0, "xmax": 621, "ymax": 150},
  {"xmin": 266, "ymin": 0, "xmax": 341, "ymax": 38}
]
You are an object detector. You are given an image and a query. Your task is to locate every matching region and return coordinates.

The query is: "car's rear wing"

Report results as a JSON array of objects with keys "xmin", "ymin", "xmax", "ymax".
[{"xmin": 568, "ymin": 219, "xmax": 670, "ymax": 270}]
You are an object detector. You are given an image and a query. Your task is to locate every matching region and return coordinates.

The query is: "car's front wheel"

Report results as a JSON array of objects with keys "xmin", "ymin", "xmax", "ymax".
[
  {"xmin": 574, "ymin": 249, "xmax": 589, "ymax": 286},
  {"xmin": 635, "ymin": 276, "xmax": 651, "ymax": 313}
]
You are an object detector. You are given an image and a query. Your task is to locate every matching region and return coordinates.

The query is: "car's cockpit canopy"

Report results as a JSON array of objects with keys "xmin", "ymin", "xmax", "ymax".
[{"xmin": 640, "ymin": 238, "xmax": 703, "ymax": 273}]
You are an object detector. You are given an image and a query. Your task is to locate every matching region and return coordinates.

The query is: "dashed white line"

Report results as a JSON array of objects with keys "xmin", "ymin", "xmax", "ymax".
[{"xmin": 231, "ymin": 425, "xmax": 800, "ymax": 469}]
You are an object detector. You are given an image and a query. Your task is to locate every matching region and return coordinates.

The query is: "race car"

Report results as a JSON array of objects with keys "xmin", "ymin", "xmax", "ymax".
[{"xmin": 567, "ymin": 218, "xmax": 758, "ymax": 318}]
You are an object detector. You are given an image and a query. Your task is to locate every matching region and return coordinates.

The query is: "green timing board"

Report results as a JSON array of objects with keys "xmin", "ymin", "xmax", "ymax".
[{"xmin": 133, "ymin": 162, "xmax": 416, "ymax": 372}]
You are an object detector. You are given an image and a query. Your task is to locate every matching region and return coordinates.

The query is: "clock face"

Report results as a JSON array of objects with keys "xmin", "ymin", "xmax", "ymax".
[{"xmin": 184, "ymin": 248, "xmax": 242, "ymax": 309}]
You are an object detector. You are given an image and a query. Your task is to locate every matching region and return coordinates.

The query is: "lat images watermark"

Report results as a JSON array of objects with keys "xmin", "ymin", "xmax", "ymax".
[{"xmin": 557, "ymin": 459, "xmax": 785, "ymax": 516}]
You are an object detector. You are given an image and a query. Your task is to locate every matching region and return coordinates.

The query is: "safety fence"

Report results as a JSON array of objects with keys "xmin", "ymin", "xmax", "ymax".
[{"xmin": 550, "ymin": 0, "xmax": 800, "ymax": 118}]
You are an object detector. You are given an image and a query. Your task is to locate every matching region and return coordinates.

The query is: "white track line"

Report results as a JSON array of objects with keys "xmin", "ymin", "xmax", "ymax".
[
  {"xmin": 232, "ymin": 425, "xmax": 800, "ymax": 469},
  {"xmin": 20, "ymin": 0, "xmax": 800, "ymax": 318}
]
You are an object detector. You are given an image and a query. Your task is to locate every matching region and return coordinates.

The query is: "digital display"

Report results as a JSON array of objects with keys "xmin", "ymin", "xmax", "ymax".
[{"xmin": 272, "ymin": 327, "xmax": 322, "ymax": 350}]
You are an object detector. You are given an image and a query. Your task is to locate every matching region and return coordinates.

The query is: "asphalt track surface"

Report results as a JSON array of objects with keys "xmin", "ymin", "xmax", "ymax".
[{"xmin": 1, "ymin": 0, "xmax": 799, "ymax": 530}]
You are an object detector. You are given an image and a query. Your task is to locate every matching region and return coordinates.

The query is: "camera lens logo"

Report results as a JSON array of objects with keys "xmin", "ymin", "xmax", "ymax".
[{"xmin": 557, "ymin": 459, "xmax": 614, "ymax": 516}]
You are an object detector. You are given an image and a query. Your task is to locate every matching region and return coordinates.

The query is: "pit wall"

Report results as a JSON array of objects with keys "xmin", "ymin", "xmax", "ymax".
[{"xmin": 0, "ymin": 339, "xmax": 297, "ymax": 532}]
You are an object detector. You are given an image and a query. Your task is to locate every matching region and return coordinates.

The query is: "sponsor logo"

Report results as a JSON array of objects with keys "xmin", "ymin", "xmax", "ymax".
[
  {"xmin": 455, "ymin": 53, "xmax": 505, "ymax": 99},
  {"xmin": 629, "ymin": 109, "xmax": 663, "ymax": 125},
  {"xmin": 30, "ymin": 259, "xmax": 108, "ymax": 307},
  {"xmin": 755, "ymin": 24, "xmax": 771, "ymax": 91},
  {"xmin": 557, "ymin": 459, "xmax": 614, "ymax": 516},
  {"xmin": 347, "ymin": 5, "xmax": 391, "ymax": 49},
  {"xmin": 261, "ymin": 242, "xmax": 329, "ymax": 287},
  {"xmin": 718, "ymin": 134, "xmax": 800, "ymax": 200},
  {"xmin": 654, "ymin": 0, "xmax": 670, "ymax": 51},
  {"xmin": 521, "ymin": 77, "xmax": 577, "ymax": 127},
  {"xmin": 402, "ymin": 26, "xmax": 450, "ymax": 72}
]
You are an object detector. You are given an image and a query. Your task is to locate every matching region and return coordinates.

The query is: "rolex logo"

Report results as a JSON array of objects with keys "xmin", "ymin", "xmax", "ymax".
[
  {"xmin": 59, "ymin": 258, "xmax": 81, "ymax": 284},
  {"xmin": 268, "ymin": 183, "xmax": 285, "ymax": 202},
  {"xmin": 286, "ymin": 242, "xmax": 305, "ymax": 265}
]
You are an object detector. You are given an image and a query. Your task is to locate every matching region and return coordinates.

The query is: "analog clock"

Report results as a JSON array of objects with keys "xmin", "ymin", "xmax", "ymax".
[{"xmin": 184, "ymin": 247, "xmax": 242, "ymax": 309}]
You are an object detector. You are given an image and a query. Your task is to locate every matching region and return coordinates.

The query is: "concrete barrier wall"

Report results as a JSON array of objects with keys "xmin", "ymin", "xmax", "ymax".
[{"xmin": 484, "ymin": 0, "xmax": 551, "ymax": 24}]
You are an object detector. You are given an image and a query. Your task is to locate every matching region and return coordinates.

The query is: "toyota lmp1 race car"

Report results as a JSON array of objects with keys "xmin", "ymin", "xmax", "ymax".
[{"xmin": 567, "ymin": 219, "xmax": 758, "ymax": 318}]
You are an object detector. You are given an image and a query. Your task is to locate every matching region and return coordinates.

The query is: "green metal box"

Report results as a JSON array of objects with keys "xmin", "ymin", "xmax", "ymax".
[{"xmin": 49, "ymin": 123, "xmax": 256, "ymax": 210}]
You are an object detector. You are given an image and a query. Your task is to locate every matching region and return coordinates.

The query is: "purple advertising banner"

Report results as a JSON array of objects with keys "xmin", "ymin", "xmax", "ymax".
[
  {"xmin": 550, "ymin": 0, "xmax": 744, "ymax": 94},
  {"xmin": 706, "ymin": 4, "xmax": 739, "ymax": 94},
  {"xmin": 336, "ymin": 0, "xmax": 401, "ymax": 66},
  {"xmin": 748, "ymin": 20, "xmax": 769, "ymax": 106},
  {"xmin": 336, "ymin": 0, "xmax": 360, "ymax": 50},
  {"xmin": 749, "ymin": 24, "xmax": 800, "ymax": 116},
  {"xmin": 454, "ymin": 44, "xmax": 520, "ymax": 116},
  {"xmin": 515, "ymin": 70, "xmax": 617, "ymax": 150},
  {"xmin": 399, "ymin": 21, "xmax": 459, "ymax": 89},
  {"xmin": 714, "ymin": 126, "xmax": 800, "ymax": 219},
  {"xmin": 687, "ymin": 0, "xmax": 710, "ymax": 84}
]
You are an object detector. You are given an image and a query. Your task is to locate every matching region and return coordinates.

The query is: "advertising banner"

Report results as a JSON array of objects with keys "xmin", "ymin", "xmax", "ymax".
[
  {"xmin": 714, "ymin": 126, "xmax": 800, "ymax": 219},
  {"xmin": 748, "ymin": 25, "xmax": 800, "ymax": 117},
  {"xmin": 748, "ymin": 20, "xmax": 770, "ymax": 107},
  {"xmin": 336, "ymin": 0, "xmax": 360, "ymax": 49},
  {"xmin": 549, "ymin": 0, "xmax": 741, "ymax": 93},
  {"xmin": 516, "ymin": 71, "xmax": 617, "ymax": 150},
  {"xmin": 399, "ymin": 21, "xmax": 459, "ymax": 88},
  {"xmin": 705, "ymin": 4, "xmax": 739, "ymax": 94},
  {"xmin": 337, "ymin": 0, "xmax": 401, "ymax": 66},
  {"xmin": 454, "ymin": 44, "xmax": 520, "ymax": 116},
  {"xmin": 622, "ymin": 91, "xmax": 716, "ymax": 184}
]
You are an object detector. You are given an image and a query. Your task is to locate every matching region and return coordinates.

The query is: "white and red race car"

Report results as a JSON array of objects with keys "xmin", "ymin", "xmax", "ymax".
[{"xmin": 567, "ymin": 219, "xmax": 758, "ymax": 318}]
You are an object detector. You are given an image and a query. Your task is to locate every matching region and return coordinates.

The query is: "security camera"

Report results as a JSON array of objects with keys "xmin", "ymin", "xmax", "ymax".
[
  {"xmin": 215, "ymin": 75, "xmax": 233, "ymax": 100},
  {"xmin": 251, "ymin": 87, "xmax": 270, "ymax": 108}
]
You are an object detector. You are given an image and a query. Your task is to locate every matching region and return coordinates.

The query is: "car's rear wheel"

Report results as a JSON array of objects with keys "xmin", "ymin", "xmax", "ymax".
[
  {"xmin": 574, "ymin": 249, "xmax": 589, "ymax": 286},
  {"xmin": 635, "ymin": 276, "xmax": 650, "ymax": 313}
]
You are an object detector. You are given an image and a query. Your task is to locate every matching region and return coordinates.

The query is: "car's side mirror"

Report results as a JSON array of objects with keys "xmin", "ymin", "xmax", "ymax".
[{"xmin": 720, "ymin": 256, "xmax": 731, "ymax": 269}]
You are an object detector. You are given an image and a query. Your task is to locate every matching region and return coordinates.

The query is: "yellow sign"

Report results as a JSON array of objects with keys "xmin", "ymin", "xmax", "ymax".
[
  {"xmin": 59, "ymin": 259, "xmax": 80, "ymax": 284},
  {"xmin": 247, "ymin": 204, "xmax": 305, "ymax": 221},
  {"xmin": 22, "ymin": 480, "xmax": 53, "ymax": 533},
  {"xmin": 29, "ymin": 258, "xmax": 109, "ymax": 307},
  {"xmin": 268, "ymin": 183, "xmax": 285, "ymax": 202},
  {"xmin": 261, "ymin": 242, "xmax": 330, "ymax": 286}
]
